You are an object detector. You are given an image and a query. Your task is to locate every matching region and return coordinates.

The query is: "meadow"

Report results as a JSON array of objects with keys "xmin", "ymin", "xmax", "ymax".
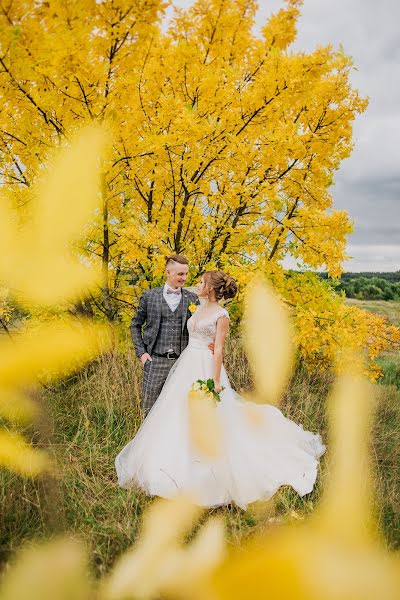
[
  {"xmin": 346, "ymin": 298, "xmax": 400, "ymax": 326},
  {"xmin": 346, "ymin": 299, "xmax": 400, "ymax": 388},
  {"xmin": 1, "ymin": 302, "xmax": 400, "ymax": 575}
]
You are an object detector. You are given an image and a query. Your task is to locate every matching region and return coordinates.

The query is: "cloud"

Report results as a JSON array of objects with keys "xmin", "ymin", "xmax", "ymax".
[
  {"xmin": 344, "ymin": 244, "xmax": 400, "ymax": 272},
  {"xmin": 257, "ymin": 0, "xmax": 400, "ymax": 271},
  {"xmin": 339, "ymin": 116, "xmax": 400, "ymax": 183},
  {"xmin": 334, "ymin": 177, "xmax": 400, "ymax": 242},
  {"xmin": 282, "ymin": 245, "xmax": 400, "ymax": 274}
]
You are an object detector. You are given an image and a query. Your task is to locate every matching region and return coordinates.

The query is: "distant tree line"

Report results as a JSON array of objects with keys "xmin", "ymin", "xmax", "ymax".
[{"xmin": 319, "ymin": 272, "xmax": 400, "ymax": 300}]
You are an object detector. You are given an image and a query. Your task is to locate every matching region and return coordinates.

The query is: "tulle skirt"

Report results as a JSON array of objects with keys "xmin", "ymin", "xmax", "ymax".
[{"xmin": 115, "ymin": 341, "xmax": 326, "ymax": 509}]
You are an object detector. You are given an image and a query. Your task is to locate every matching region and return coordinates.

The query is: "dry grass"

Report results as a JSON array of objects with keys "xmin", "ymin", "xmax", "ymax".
[
  {"xmin": 345, "ymin": 298, "xmax": 400, "ymax": 326},
  {"xmin": 0, "ymin": 335, "xmax": 399, "ymax": 575},
  {"xmin": 372, "ymin": 383, "xmax": 400, "ymax": 540}
]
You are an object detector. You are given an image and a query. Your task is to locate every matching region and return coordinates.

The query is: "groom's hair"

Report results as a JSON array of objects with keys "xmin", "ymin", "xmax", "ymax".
[{"xmin": 165, "ymin": 254, "xmax": 189, "ymax": 267}]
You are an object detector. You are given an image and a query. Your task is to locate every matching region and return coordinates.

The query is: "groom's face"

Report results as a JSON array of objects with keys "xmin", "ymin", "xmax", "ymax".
[{"xmin": 166, "ymin": 261, "xmax": 189, "ymax": 288}]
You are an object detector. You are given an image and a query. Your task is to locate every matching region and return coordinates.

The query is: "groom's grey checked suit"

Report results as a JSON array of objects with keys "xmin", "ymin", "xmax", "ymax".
[{"xmin": 131, "ymin": 286, "xmax": 199, "ymax": 415}]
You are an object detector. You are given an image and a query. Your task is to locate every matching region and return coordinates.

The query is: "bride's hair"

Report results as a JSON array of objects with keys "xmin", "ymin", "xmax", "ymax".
[{"xmin": 204, "ymin": 271, "xmax": 237, "ymax": 301}]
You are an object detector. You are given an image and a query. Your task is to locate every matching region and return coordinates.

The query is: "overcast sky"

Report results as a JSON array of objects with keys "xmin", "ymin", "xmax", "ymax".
[{"xmin": 170, "ymin": 0, "xmax": 400, "ymax": 272}]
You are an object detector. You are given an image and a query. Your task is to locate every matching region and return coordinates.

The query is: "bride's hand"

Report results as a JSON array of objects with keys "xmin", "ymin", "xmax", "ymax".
[
  {"xmin": 140, "ymin": 353, "xmax": 152, "ymax": 366},
  {"xmin": 214, "ymin": 380, "xmax": 222, "ymax": 393}
]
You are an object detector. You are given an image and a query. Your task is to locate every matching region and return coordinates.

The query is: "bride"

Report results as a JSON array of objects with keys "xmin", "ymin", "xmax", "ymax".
[{"xmin": 115, "ymin": 271, "xmax": 326, "ymax": 509}]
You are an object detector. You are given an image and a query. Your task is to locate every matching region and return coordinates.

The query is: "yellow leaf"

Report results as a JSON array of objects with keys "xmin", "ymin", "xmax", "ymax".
[
  {"xmin": 318, "ymin": 370, "xmax": 375, "ymax": 543},
  {"xmin": 188, "ymin": 389, "xmax": 223, "ymax": 458},
  {"xmin": 0, "ymin": 387, "xmax": 38, "ymax": 424},
  {"xmin": 244, "ymin": 280, "xmax": 294, "ymax": 405},
  {"xmin": 0, "ymin": 126, "xmax": 106, "ymax": 304},
  {"xmin": 0, "ymin": 320, "xmax": 112, "ymax": 387},
  {"xmin": 103, "ymin": 495, "xmax": 224, "ymax": 600},
  {"xmin": 0, "ymin": 430, "xmax": 50, "ymax": 476},
  {"xmin": 0, "ymin": 538, "xmax": 90, "ymax": 600}
]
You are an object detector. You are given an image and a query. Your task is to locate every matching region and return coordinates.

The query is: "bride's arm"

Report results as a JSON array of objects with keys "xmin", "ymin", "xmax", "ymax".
[{"xmin": 213, "ymin": 316, "xmax": 230, "ymax": 393}]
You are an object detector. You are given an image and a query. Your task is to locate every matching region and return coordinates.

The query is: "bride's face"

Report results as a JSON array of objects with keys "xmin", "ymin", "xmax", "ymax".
[{"xmin": 195, "ymin": 276, "xmax": 209, "ymax": 298}]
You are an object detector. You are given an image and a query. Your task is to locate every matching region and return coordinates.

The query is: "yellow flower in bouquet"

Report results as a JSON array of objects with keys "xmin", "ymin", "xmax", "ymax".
[{"xmin": 190, "ymin": 379, "xmax": 223, "ymax": 403}]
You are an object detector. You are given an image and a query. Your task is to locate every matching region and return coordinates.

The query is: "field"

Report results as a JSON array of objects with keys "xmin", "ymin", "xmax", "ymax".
[
  {"xmin": 1, "ymin": 306, "xmax": 400, "ymax": 575},
  {"xmin": 346, "ymin": 299, "xmax": 400, "ymax": 388},
  {"xmin": 346, "ymin": 298, "xmax": 400, "ymax": 326}
]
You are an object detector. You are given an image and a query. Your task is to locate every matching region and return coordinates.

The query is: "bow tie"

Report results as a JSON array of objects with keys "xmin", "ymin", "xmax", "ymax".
[{"xmin": 166, "ymin": 288, "xmax": 181, "ymax": 295}]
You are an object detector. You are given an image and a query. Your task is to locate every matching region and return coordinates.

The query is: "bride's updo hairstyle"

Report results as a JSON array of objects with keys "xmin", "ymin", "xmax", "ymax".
[{"xmin": 204, "ymin": 271, "xmax": 237, "ymax": 301}]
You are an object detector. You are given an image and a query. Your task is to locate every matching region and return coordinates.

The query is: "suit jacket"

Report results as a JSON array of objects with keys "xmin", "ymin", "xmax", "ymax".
[{"xmin": 130, "ymin": 287, "xmax": 199, "ymax": 358}]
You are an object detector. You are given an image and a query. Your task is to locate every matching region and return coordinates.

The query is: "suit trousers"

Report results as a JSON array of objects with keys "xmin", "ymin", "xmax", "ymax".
[{"xmin": 142, "ymin": 356, "xmax": 177, "ymax": 416}]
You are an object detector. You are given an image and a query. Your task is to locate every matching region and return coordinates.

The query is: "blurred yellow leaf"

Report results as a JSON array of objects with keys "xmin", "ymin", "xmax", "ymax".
[
  {"xmin": 0, "ymin": 125, "xmax": 113, "ymax": 482},
  {"xmin": 188, "ymin": 390, "xmax": 223, "ymax": 458},
  {"xmin": 0, "ymin": 125, "xmax": 106, "ymax": 304},
  {"xmin": 318, "ymin": 371, "xmax": 375, "ymax": 543},
  {"xmin": 244, "ymin": 280, "xmax": 294, "ymax": 405},
  {"xmin": 0, "ymin": 430, "xmax": 50, "ymax": 476},
  {"xmin": 0, "ymin": 538, "xmax": 91, "ymax": 600},
  {"xmin": 165, "ymin": 516, "xmax": 225, "ymax": 597},
  {"xmin": 210, "ymin": 523, "xmax": 400, "ymax": 600},
  {"xmin": 0, "ymin": 387, "xmax": 38, "ymax": 424},
  {"xmin": 102, "ymin": 495, "xmax": 224, "ymax": 600},
  {"xmin": 0, "ymin": 320, "xmax": 112, "ymax": 387}
]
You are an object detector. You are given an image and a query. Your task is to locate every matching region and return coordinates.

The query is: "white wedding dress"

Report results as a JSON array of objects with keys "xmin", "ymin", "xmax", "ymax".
[{"xmin": 115, "ymin": 305, "xmax": 326, "ymax": 509}]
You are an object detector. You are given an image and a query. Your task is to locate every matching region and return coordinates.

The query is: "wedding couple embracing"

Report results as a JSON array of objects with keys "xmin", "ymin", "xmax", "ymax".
[{"xmin": 115, "ymin": 255, "xmax": 326, "ymax": 509}]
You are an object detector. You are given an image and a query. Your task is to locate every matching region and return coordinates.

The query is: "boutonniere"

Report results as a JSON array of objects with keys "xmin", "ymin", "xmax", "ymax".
[{"xmin": 188, "ymin": 303, "xmax": 197, "ymax": 314}]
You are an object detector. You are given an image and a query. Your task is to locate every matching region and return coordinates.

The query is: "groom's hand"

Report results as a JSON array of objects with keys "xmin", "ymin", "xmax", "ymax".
[
  {"xmin": 140, "ymin": 353, "xmax": 152, "ymax": 366},
  {"xmin": 208, "ymin": 342, "xmax": 215, "ymax": 354}
]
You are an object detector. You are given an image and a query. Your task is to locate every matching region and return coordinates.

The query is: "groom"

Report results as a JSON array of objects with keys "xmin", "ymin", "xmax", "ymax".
[{"xmin": 131, "ymin": 254, "xmax": 200, "ymax": 416}]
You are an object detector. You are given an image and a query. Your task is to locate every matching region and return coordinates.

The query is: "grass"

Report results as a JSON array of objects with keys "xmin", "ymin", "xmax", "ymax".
[
  {"xmin": 1, "ymin": 335, "xmax": 399, "ymax": 575},
  {"xmin": 376, "ymin": 353, "xmax": 400, "ymax": 390},
  {"xmin": 346, "ymin": 298, "xmax": 400, "ymax": 389},
  {"xmin": 345, "ymin": 298, "xmax": 400, "ymax": 326}
]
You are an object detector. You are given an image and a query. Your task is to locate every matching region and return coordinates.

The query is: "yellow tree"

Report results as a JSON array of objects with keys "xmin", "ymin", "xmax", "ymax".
[
  {"xmin": 117, "ymin": 0, "xmax": 367, "ymax": 284},
  {"xmin": 0, "ymin": 0, "xmax": 165, "ymax": 319},
  {"xmin": 1, "ymin": 0, "xmax": 365, "ymax": 308},
  {"xmin": 3, "ymin": 0, "xmax": 395, "ymax": 376}
]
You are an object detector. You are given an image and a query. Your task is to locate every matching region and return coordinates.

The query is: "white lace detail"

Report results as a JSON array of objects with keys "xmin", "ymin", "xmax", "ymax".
[{"xmin": 187, "ymin": 307, "xmax": 229, "ymax": 344}]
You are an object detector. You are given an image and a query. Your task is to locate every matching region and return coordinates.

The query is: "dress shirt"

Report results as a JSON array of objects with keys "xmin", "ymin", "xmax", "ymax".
[{"xmin": 163, "ymin": 283, "xmax": 182, "ymax": 312}]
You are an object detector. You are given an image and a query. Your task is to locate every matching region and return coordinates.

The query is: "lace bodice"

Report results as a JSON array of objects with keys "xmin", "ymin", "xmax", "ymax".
[{"xmin": 187, "ymin": 305, "xmax": 230, "ymax": 345}]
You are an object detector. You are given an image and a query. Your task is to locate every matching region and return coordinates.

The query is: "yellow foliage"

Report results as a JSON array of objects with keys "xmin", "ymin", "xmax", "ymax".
[
  {"xmin": 0, "ymin": 320, "xmax": 112, "ymax": 386},
  {"xmin": 0, "ymin": 8, "xmax": 398, "ymax": 596},
  {"xmin": 0, "ymin": 127, "xmax": 112, "ymax": 477},
  {"xmin": 280, "ymin": 272, "xmax": 400, "ymax": 380},
  {"xmin": 0, "ymin": 430, "xmax": 51, "ymax": 477},
  {"xmin": 188, "ymin": 389, "xmax": 223, "ymax": 458},
  {"xmin": 231, "ymin": 269, "xmax": 400, "ymax": 380},
  {"xmin": 0, "ymin": 538, "xmax": 91, "ymax": 600},
  {"xmin": 102, "ymin": 495, "xmax": 224, "ymax": 600},
  {"xmin": 0, "ymin": 0, "xmax": 367, "ymax": 311},
  {"xmin": 243, "ymin": 279, "xmax": 294, "ymax": 404},
  {"xmin": 209, "ymin": 373, "xmax": 400, "ymax": 600},
  {"xmin": 0, "ymin": 388, "xmax": 38, "ymax": 425},
  {"xmin": 0, "ymin": 126, "xmax": 106, "ymax": 304},
  {"xmin": 0, "ymin": 0, "xmax": 388, "ymax": 377}
]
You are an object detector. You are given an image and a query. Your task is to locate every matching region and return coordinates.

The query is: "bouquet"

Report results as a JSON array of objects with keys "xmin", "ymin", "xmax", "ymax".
[{"xmin": 189, "ymin": 379, "xmax": 224, "ymax": 403}]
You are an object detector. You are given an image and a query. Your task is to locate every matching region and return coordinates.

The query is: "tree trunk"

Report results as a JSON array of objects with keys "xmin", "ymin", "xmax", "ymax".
[{"xmin": 101, "ymin": 172, "xmax": 113, "ymax": 321}]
